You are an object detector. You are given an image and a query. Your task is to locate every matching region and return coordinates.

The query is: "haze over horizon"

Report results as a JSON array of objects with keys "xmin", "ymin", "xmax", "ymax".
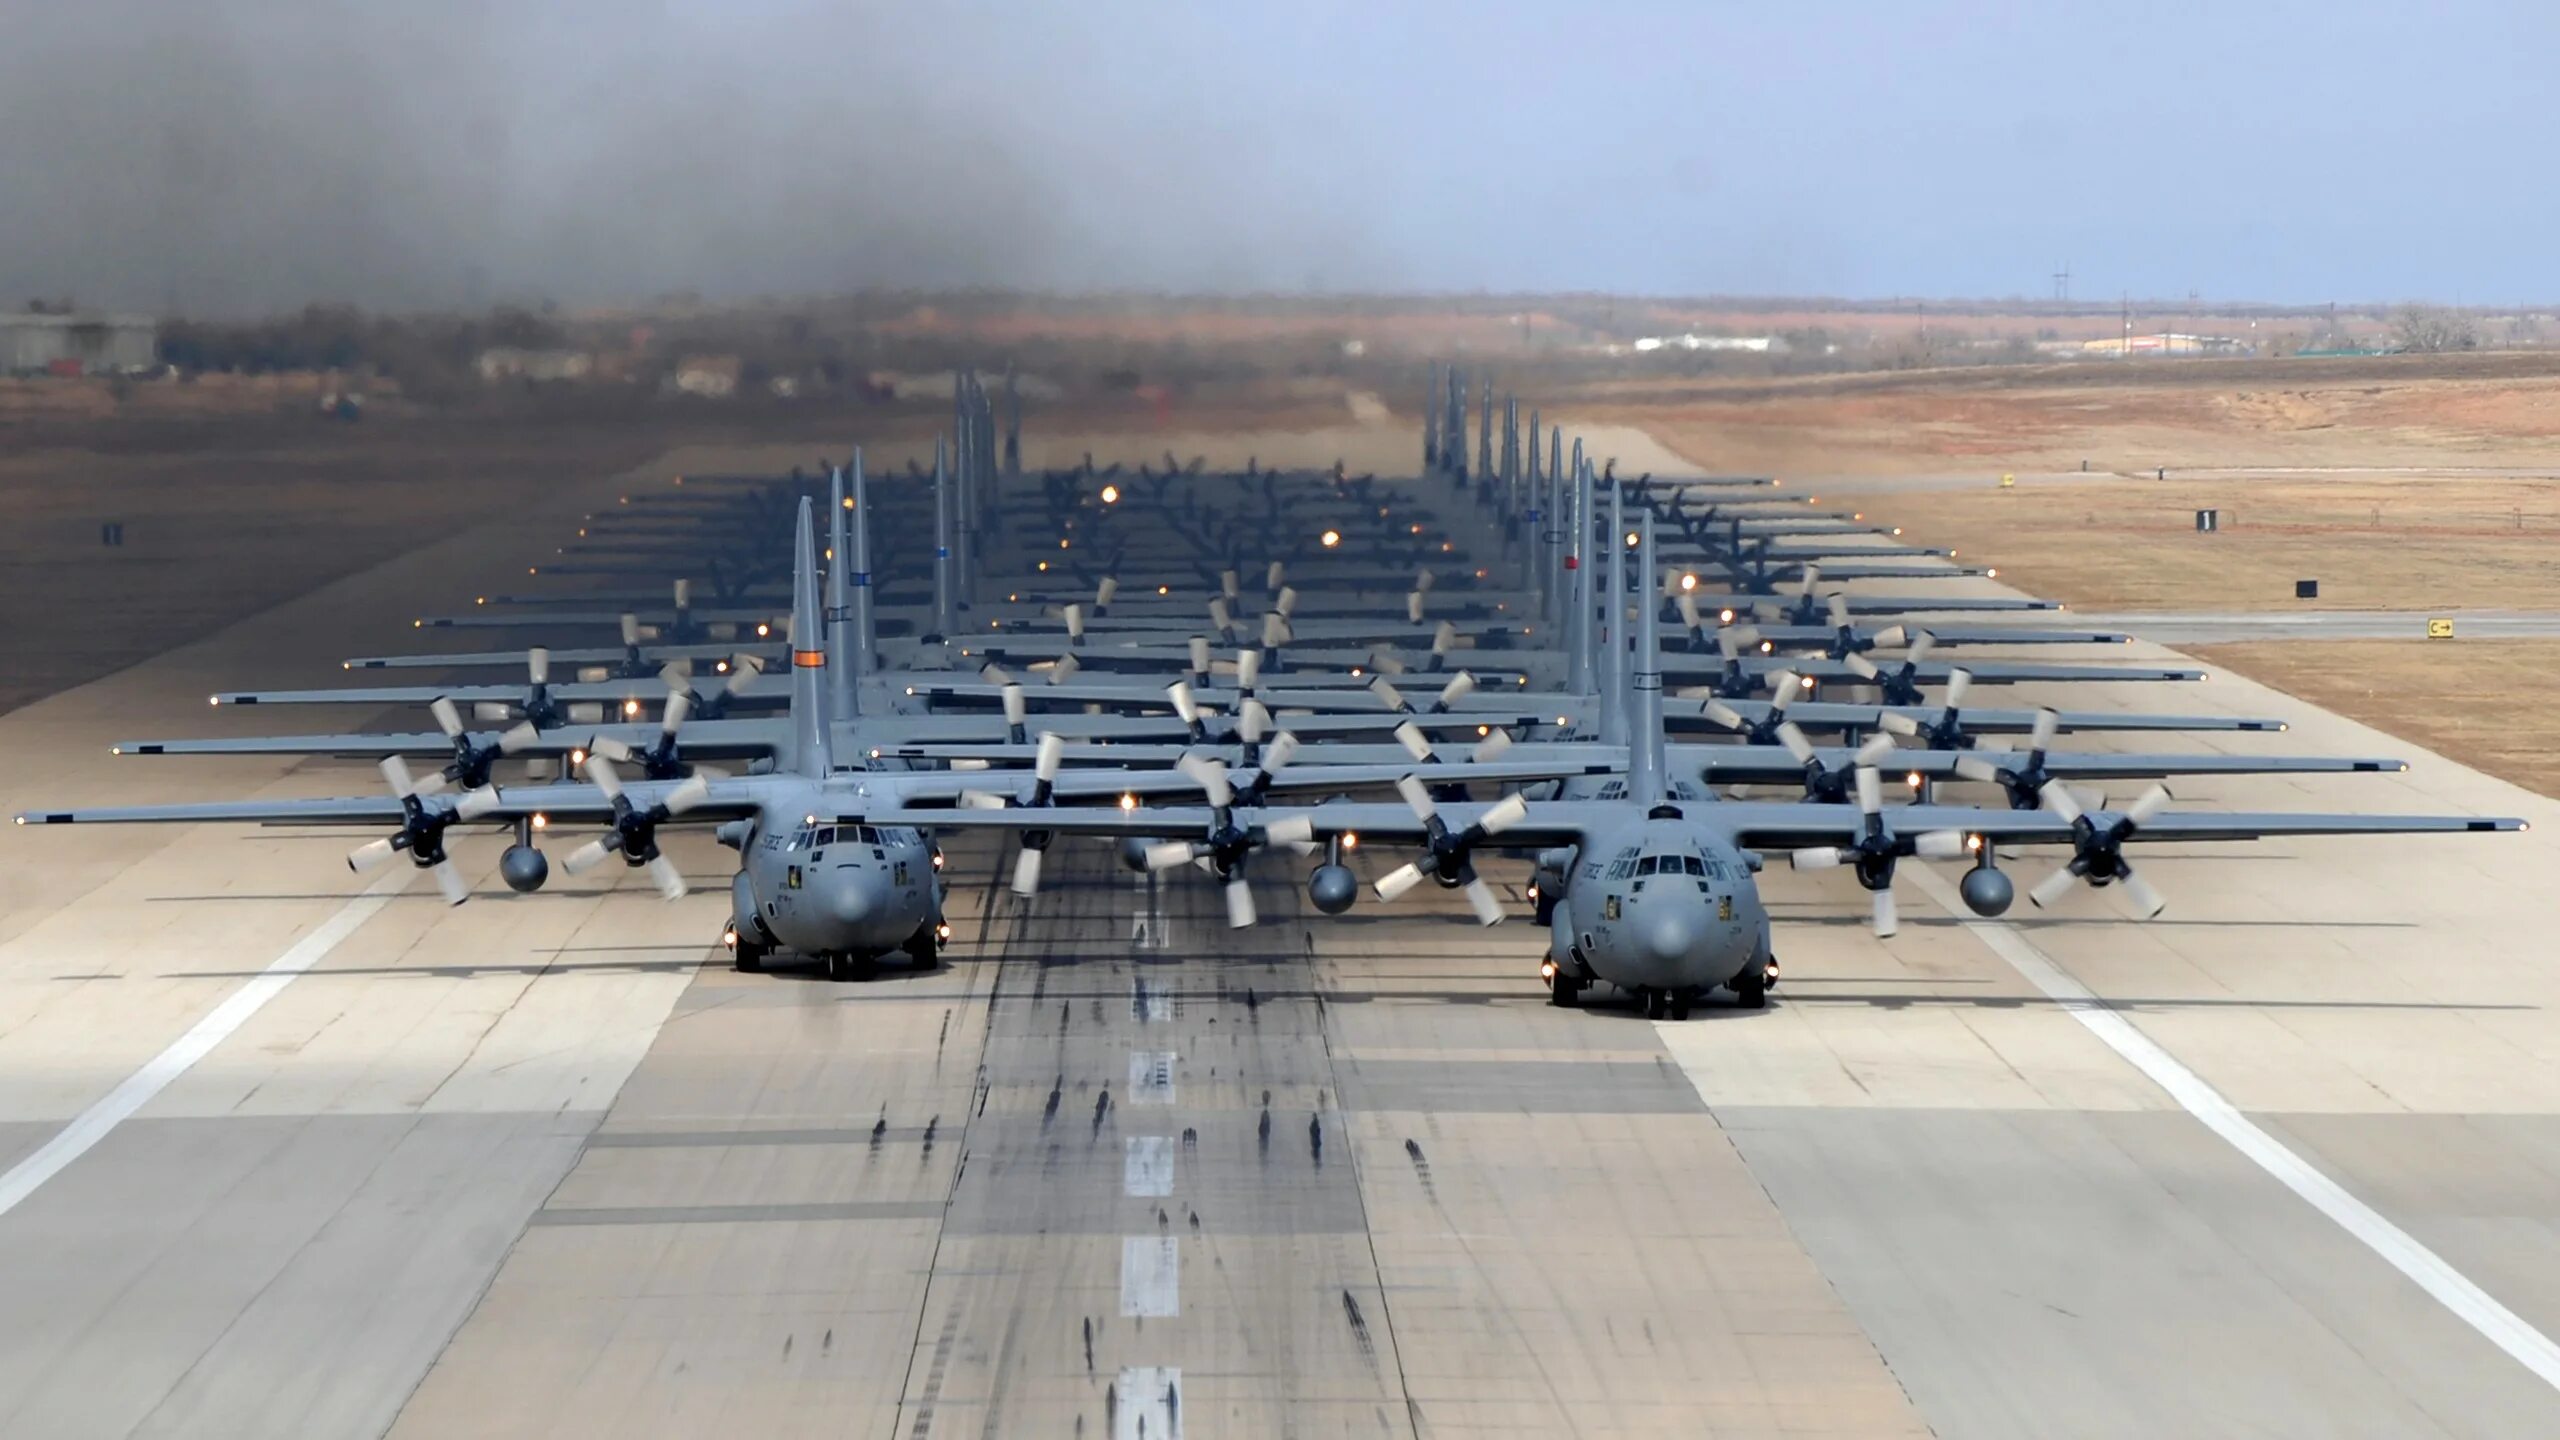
[{"xmin": 4, "ymin": 1, "xmax": 2551, "ymax": 316}]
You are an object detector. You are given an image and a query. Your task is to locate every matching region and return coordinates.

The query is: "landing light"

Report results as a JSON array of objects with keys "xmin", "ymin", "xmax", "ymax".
[
  {"xmin": 1985, "ymin": 568, "xmax": 1999, "ymax": 579},
  {"xmin": 209, "ymin": 695, "xmax": 220, "ymax": 706},
  {"xmin": 1321, "ymin": 529, "xmax": 1341, "ymax": 548},
  {"xmin": 1799, "ymin": 676, "xmax": 1816, "ymax": 690},
  {"xmin": 1758, "ymin": 641, "xmax": 1773, "ymax": 654},
  {"xmin": 532, "ymin": 813, "xmax": 549, "ymax": 830},
  {"xmin": 1539, "ymin": 957, "xmax": 1558, "ymax": 982},
  {"xmin": 569, "ymin": 747, "xmax": 588, "ymax": 766},
  {"xmin": 1680, "ymin": 574, "xmax": 1699, "ymax": 593},
  {"xmin": 722, "ymin": 927, "xmax": 737, "ymax": 950},
  {"xmin": 932, "ymin": 849, "xmax": 946, "ymax": 870},
  {"xmin": 529, "ymin": 567, "xmax": 539, "ymax": 575},
  {"xmin": 1440, "ymin": 542, "xmax": 1454, "ymax": 553},
  {"xmin": 623, "ymin": 699, "xmax": 641, "ymax": 717},
  {"xmin": 1157, "ymin": 585, "xmax": 1169, "ymax": 595},
  {"xmin": 1060, "ymin": 539, "xmax": 1072, "ymax": 549},
  {"xmin": 1719, "ymin": 608, "xmax": 1735, "ymax": 623},
  {"xmin": 1101, "ymin": 484, "xmax": 1121, "ymax": 504},
  {"xmin": 476, "ymin": 596, "xmax": 487, "ymax": 605},
  {"xmin": 756, "ymin": 623, "xmax": 771, "ymax": 637},
  {"xmin": 842, "ymin": 496, "xmax": 854, "ymax": 509},
  {"xmin": 1038, "ymin": 561, "xmax": 1050, "ymax": 572},
  {"xmin": 936, "ymin": 921, "xmax": 953, "ymax": 942},
  {"xmin": 1477, "ymin": 725, "xmax": 1491, "ymax": 736},
  {"xmin": 1119, "ymin": 792, "xmax": 1137, "ymax": 812},
  {"xmin": 1625, "ymin": 531, "xmax": 1639, "ymax": 548},
  {"xmin": 715, "ymin": 660, "xmax": 730, "ymax": 673},
  {"xmin": 1410, "ymin": 524, "xmax": 1423, "ymax": 535},
  {"xmin": 1967, "ymin": 833, "xmax": 1983, "ymax": 852},
  {"xmin": 1906, "ymin": 771, "xmax": 1923, "ymax": 789},
  {"xmin": 1342, "ymin": 832, "xmax": 1359, "ymax": 850}
]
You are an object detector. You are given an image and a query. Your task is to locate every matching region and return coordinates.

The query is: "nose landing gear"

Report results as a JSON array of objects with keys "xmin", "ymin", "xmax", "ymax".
[{"xmin": 1542, "ymin": 953, "xmax": 1585, "ymax": 1008}]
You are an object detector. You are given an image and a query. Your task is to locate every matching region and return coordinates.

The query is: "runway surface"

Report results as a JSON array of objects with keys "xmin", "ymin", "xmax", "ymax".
[
  {"xmin": 2070, "ymin": 609, "xmax": 2560, "ymax": 644},
  {"xmin": 5, "ymin": 417, "xmax": 2559, "ymax": 1437}
]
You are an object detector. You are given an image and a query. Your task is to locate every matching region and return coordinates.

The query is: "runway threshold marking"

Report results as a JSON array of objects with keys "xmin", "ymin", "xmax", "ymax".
[
  {"xmin": 1904, "ymin": 865, "xmax": 2560, "ymax": 1392},
  {"xmin": 1120, "ymin": 1236, "xmax": 1180, "ymax": 1317},
  {"xmin": 0, "ymin": 865, "xmax": 415, "ymax": 1220},
  {"xmin": 1125, "ymin": 1135, "xmax": 1175, "ymax": 1197},
  {"xmin": 1115, "ymin": 1366, "xmax": 1182, "ymax": 1439}
]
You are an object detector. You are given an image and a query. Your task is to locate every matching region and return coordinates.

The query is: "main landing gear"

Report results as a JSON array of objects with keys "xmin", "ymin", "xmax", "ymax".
[{"xmin": 1638, "ymin": 988, "xmax": 1698, "ymax": 1021}]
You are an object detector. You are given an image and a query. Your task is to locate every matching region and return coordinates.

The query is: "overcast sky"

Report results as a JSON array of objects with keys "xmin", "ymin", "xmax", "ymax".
[{"xmin": 2, "ymin": 1, "xmax": 2549, "ymax": 315}]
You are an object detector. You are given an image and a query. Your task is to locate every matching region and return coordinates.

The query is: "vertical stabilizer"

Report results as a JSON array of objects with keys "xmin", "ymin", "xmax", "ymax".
[
  {"xmin": 931, "ymin": 435, "xmax": 956, "ymax": 637},
  {"xmin": 827, "ymin": 465, "xmax": 856, "ymax": 721},
  {"xmin": 849, "ymin": 448, "xmax": 876, "ymax": 684},
  {"xmin": 1600, "ymin": 474, "xmax": 1627, "ymax": 745},
  {"xmin": 1568, "ymin": 457, "xmax": 1596, "ymax": 697},
  {"xmin": 1630, "ymin": 510, "xmax": 1666, "ymax": 807},
  {"xmin": 790, "ymin": 497, "xmax": 832, "ymax": 777}
]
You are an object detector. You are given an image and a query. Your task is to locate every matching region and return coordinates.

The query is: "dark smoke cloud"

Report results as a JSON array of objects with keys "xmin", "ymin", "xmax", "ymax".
[{"xmin": 0, "ymin": 1, "xmax": 1402, "ymax": 315}]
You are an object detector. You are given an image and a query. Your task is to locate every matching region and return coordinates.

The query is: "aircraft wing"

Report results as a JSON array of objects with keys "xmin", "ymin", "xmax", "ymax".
[
  {"xmin": 16, "ymin": 775, "xmax": 763, "ymax": 829},
  {"xmin": 856, "ymin": 798, "xmax": 1611, "ymax": 849},
  {"xmin": 1712, "ymin": 800, "xmax": 2523, "ymax": 851},
  {"xmin": 343, "ymin": 642, "xmax": 766, "ymax": 670},
  {"xmin": 110, "ymin": 718, "xmax": 790, "ymax": 762},
  {"xmin": 888, "ymin": 759, "xmax": 1618, "ymax": 807}
]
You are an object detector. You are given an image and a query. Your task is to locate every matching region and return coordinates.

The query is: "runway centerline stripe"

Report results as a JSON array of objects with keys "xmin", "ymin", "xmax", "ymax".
[
  {"xmin": 1125, "ymin": 1135, "xmax": 1175, "ymax": 1197},
  {"xmin": 1905, "ymin": 864, "xmax": 2560, "ymax": 1392},
  {"xmin": 1115, "ymin": 1367, "xmax": 1182, "ymax": 1439},
  {"xmin": 0, "ymin": 866, "xmax": 415, "ymax": 1221},
  {"xmin": 1119, "ymin": 1235, "xmax": 1179, "ymax": 1318}
]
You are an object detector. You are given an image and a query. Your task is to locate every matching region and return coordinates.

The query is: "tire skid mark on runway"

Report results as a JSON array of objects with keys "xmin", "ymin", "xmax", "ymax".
[
  {"xmin": 0, "ymin": 864, "xmax": 416, "ymax": 1220},
  {"xmin": 1905, "ymin": 863, "xmax": 2560, "ymax": 1392}
]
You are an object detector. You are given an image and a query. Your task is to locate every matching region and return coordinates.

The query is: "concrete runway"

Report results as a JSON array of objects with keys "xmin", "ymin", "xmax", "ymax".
[
  {"xmin": 5, "ymin": 418, "xmax": 2559, "ymax": 1437},
  {"xmin": 2070, "ymin": 609, "xmax": 2560, "ymax": 645}
]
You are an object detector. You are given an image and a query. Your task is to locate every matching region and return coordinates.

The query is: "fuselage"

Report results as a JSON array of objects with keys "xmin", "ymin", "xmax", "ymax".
[
  {"xmin": 1545, "ymin": 808, "xmax": 1771, "ymax": 996},
  {"xmin": 733, "ymin": 807, "xmax": 941, "ymax": 959}
]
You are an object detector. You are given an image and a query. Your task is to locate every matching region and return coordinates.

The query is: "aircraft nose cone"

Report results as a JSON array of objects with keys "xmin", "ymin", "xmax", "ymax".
[
  {"xmin": 828, "ymin": 871, "xmax": 883, "ymax": 926},
  {"xmin": 1636, "ymin": 908, "xmax": 1697, "ymax": 964}
]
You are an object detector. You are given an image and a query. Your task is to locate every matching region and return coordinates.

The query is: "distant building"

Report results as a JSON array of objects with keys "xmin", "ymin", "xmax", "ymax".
[
  {"xmin": 2, "ymin": 312, "xmax": 157, "ymax": 374},
  {"xmin": 671, "ymin": 354, "xmax": 741, "ymax": 398},
  {"xmin": 475, "ymin": 347, "xmax": 593, "ymax": 383},
  {"xmin": 1630, "ymin": 333, "xmax": 1788, "ymax": 354}
]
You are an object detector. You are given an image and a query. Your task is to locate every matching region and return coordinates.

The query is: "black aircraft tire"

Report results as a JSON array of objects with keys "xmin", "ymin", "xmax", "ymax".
[
  {"xmin": 732, "ymin": 938, "xmax": 765, "ymax": 974},
  {"xmin": 1670, "ymin": 990, "xmax": 1695, "ymax": 1021},
  {"xmin": 1643, "ymin": 989, "xmax": 1668, "ymax": 1021},
  {"xmin": 903, "ymin": 923, "xmax": 940, "ymax": 966},
  {"xmin": 1549, "ymin": 966, "xmax": 1578, "ymax": 1008},
  {"xmin": 1734, "ymin": 978, "xmax": 1768, "ymax": 1011}
]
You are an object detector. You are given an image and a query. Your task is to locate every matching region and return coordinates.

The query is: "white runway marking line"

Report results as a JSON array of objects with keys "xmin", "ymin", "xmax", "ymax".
[
  {"xmin": 1120, "ymin": 1236, "xmax": 1180, "ymax": 1317},
  {"xmin": 1115, "ymin": 1366, "xmax": 1182, "ymax": 1439},
  {"xmin": 1129, "ymin": 1050, "xmax": 1176, "ymax": 1104},
  {"xmin": 1125, "ymin": 1135, "xmax": 1175, "ymax": 1197},
  {"xmin": 1905, "ymin": 864, "xmax": 2560, "ymax": 1392},
  {"xmin": 0, "ymin": 866, "xmax": 414, "ymax": 1220}
]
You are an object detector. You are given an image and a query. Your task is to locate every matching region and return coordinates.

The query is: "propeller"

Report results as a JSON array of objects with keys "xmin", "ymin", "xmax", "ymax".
[
  {"xmin": 1787, "ymin": 766, "xmax": 1971, "ymax": 937},
  {"xmin": 1700, "ymin": 668, "xmax": 1802, "ymax": 744},
  {"xmin": 1775, "ymin": 721, "xmax": 1896, "ymax": 804},
  {"xmin": 1371, "ymin": 781, "xmax": 1530, "ymax": 926},
  {"xmin": 1166, "ymin": 681, "xmax": 1209, "ymax": 742},
  {"xmin": 1844, "ymin": 631, "xmax": 1937, "ymax": 706},
  {"xmin": 1951, "ymin": 706, "xmax": 2062, "ymax": 809},
  {"xmin": 561, "ymin": 754, "xmax": 711, "ymax": 900},
  {"xmin": 590, "ymin": 685, "xmax": 693, "ymax": 780},
  {"xmin": 346, "ymin": 754, "xmax": 500, "ymax": 904},
  {"xmin": 673, "ymin": 654, "xmax": 762, "ymax": 719},
  {"xmin": 2027, "ymin": 783, "xmax": 2174, "ymax": 918},
  {"xmin": 429, "ymin": 695, "xmax": 538, "ymax": 788},
  {"xmin": 1136, "ymin": 765, "xmax": 1315, "ymax": 928},
  {"xmin": 1877, "ymin": 667, "xmax": 1978, "ymax": 750},
  {"xmin": 1009, "ymin": 732, "xmax": 1068, "ymax": 896}
]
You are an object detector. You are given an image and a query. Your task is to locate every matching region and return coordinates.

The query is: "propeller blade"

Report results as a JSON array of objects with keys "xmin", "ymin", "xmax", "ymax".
[
  {"xmin": 1872, "ymin": 887, "xmax": 1898, "ymax": 939},
  {"xmin": 1208, "ymin": 596, "xmax": 1232, "ymax": 635},
  {"xmin": 1064, "ymin": 603, "xmax": 1085, "ymax": 640},
  {"xmin": 957, "ymin": 791, "xmax": 1008, "ymax": 810},
  {"xmin": 1951, "ymin": 755, "xmax": 2007, "ymax": 785},
  {"xmin": 1878, "ymin": 712, "xmax": 1922, "ymax": 738},
  {"xmin": 981, "ymin": 661, "xmax": 1014, "ymax": 686},
  {"xmin": 1945, "ymin": 668, "xmax": 1974, "ymax": 708},
  {"xmin": 1048, "ymin": 653, "xmax": 1081, "ymax": 684},
  {"xmin": 410, "ymin": 772, "xmax": 450, "ymax": 797},
  {"xmin": 1003, "ymin": 685, "xmax": 1028, "ymax": 729},
  {"xmin": 1775, "ymin": 722, "xmax": 1817, "ymax": 766},
  {"xmin": 582, "ymin": 754, "xmax": 625, "ymax": 801},
  {"xmin": 497, "ymin": 720, "xmax": 540, "ymax": 754},
  {"xmin": 1260, "ymin": 613, "xmax": 1289, "ymax": 649},
  {"xmin": 1913, "ymin": 830, "xmax": 1972, "ymax": 859},
  {"xmin": 619, "ymin": 613, "xmax": 640, "ymax": 647},
  {"xmin": 1368, "ymin": 677, "xmax": 1408, "ymax": 713},
  {"xmin": 1790, "ymin": 846, "xmax": 1847, "ymax": 871},
  {"xmin": 724, "ymin": 657, "xmax": 761, "ymax": 697},
  {"xmin": 1239, "ymin": 699, "xmax": 1273, "ymax": 744},
  {"xmin": 1374, "ymin": 862, "xmax": 1428, "ymax": 902},
  {"xmin": 1432, "ymin": 620, "xmax": 1457, "ymax": 656},
  {"xmin": 1096, "ymin": 576, "xmax": 1119, "ymax": 609},
  {"xmin": 2042, "ymin": 783, "xmax": 2086, "ymax": 825},
  {"xmin": 1677, "ymin": 594, "xmax": 1702, "ymax": 632},
  {"xmin": 2122, "ymin": 867, "xmax": 2169, "ymax": 919},
  {"xmin": 1907, "ymin": 632, "xmax": 1937, "ymax": 665},
  {"xmin": 1176, "ymin": 753, "xmax": 1234, "ymax": 808},
  {"xmin": 567, "ymin": 703, "xmax": 605, "ymax": 725},
  {"xmin": 660, "ymin": 689, "xmax": 692, "ymax": 736},
  {"xmin": 1476, "ymin": 793, "xmax": 1531, "ymax": 836},
  {"xmin": 1827, "ymin": 594, "xmax": 1851, "ymax": 629},
  {"xmin": 432, "ymin": 859, "xmax": 471, "ymax": 906},
  {"xmin": 1166, "ymin": 682, "xmax": 1200, "ymax": 725},
  {"xmin": 1033, "ymin": 732, "xmax": 1065, "ymax": 783},
  {"xmin": 473, "ymin": 702, "xmax": 515, "ymax": 724},
  {"xmin": 1012, "ymin": 846, "xmax": 1046, "ymax": 897},
  {"xmin": 2125, "ymin": 784, "xmax": 2174, "ymax": 827},
  {"xmin": 1406, "ymin": 591, "xmax": 1425, "ymax": 624},
  {"xmin": 1844, "ymin": 653, "xmax": 1881, "ymax": 681},
  {"xmin": 1265, "ymin": 814, "xmax": 1315, "ymax": 848},
  {"xmin": 646, "ymin": 853, "xmax": 687, "ymax": 900},
  {"xmin": 1463, "ymin": 877, "xmax": 1506, "ymax": 926},
  {"xmin": 658, "ymin": 659, "xmax": 694, "ymax": 685},
  {"xmin": 1224, "ymin": 877, "xmax": 1257, "ymax": 929},
  {"xmin": 1144, "ymin": 841, "xmax": 1200, "ymax": 872},
  {"xmin": 2029, "ymin": 707, "xmax": 2060, "ymax": 754},
  {"xmin": 1702, "ymin": 699, "xmax": 1747, "ymax": 731},
  {"xmin": 1854, "ymin": 767, "xmax": 1882, "ymax": 815},
  {"xmin": 1394, "ymin": 774, "xmax": 1438, "ymax": 823},
  {"xmin": 1872, "ymin": 624, "xmax": 1907, "ymax": 649},
  {"xmin": 1262, "ymin": 731, "xmax": 1301, "ymax": 772},
  {"xmin": 564, "ymin": 838, "xmax": 614, "ymax": 875},
  {"xmin": 1436, "ymin": 672, "xmax": 1476, "ymax": 708},
  {"xmin": 1767, "ymin": 672, "xmax": 1800, "ymax": 709},
  {"xmin": 591, "ymin": 736, "xmax": 636, "ymax": 764},
  {"xmin": 430, "ymin": 696, "xmax": 465, "ymax": 739},
  {"xmin": 1276, "ymin": 585, "xmax": 1299, "ymax": 617},
  {"xmin": 1392, "ymin": 722, "xmax": 1434, "ymax": 762},
  {"xmin": 2028, "ymin": 864, "xmax": 2081, "ymax": 909},
  {"xmin": 1368, "ymin": 651, "xmax": 1408, "ymax": 676},
  {"xmin": 1187, "ymin": 635, "xmax": 1212, "ymax": 677},
  {"xmin": 348, "ymin": 836, "xmax": 398, "ymax": 872},
  {"xmin": 528, "ymin": 647, "xmax": 552, "ymax": 685},
  {"xmin": 663, "ymin": 774, "xmax": 711, "ymax": 814},
  {"xmin": 380, "ymin": 754, "xmax": 419, "ymax": 799},
  {"xmin": 1853, "ymin": 732, "xmax": 1897, "ymax": 767},
  {"xmin": 1471, "ymin": 729, "xmax": 1513, "ymax": 763},
  {"xmin": 456, "ymin": 786, "xmax": 503, "ymax": 821},
  {"xmin": 1235, "ymin": 649, "xmax": 1262, "ymax": 692},
  {"xmin": 1268, "ymin": 561, "xmax": 1287, "ymax": 593}
]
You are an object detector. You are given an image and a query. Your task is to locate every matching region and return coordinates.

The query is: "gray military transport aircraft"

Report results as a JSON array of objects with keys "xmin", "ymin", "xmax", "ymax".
[{"xmin": 854, "ymin": 513, "xmax": 2527, "ymax": 1019}]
